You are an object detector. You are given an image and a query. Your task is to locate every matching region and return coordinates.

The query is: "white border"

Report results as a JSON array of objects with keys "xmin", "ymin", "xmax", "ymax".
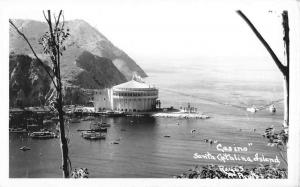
[{"xmin": 0, "ymin": 0, "xmax": 299, "ymax": 187}]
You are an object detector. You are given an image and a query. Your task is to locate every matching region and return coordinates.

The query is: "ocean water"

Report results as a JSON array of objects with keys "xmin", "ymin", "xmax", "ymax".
[{"xmin": 9, "ymin": 57, "xmax": 286, "ymax": 178}]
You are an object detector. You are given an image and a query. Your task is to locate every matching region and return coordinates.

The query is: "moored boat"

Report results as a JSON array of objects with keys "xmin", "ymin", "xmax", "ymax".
[
  {"xmin": 99, "ymin": 122, "xmax": 111, "ymax": 127},
  {"xmin": 9, "ymin": 128, "xmax": 28, "ymax": 133},
  {"xmin": 29, "ymin": 130, "xmax": 58, "ymax": 139},
  {"xmin": 246, "ymin": 106, "xmax": 258, "ymax": 113},
  {"xmin": 90, "ymin": 121, "xmax": 111, "ymax": 127},
  {"xmin": 269, "ymin": 105, "xmax": 276, "ymax": 113},
  {"xmin": 19, "ymin": 146, "xmax": 31, "ymax": 151},
  {"xmin": 81, "ymin": 131, "xmax": 106, "ymax": 140},
  {"xmin": 90, "ymin": 127, "xmax": 107, "ymax": 132}
]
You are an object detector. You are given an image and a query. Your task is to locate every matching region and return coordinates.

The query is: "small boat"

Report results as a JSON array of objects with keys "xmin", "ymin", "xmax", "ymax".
[
  {"xmin": 81, "ymin": 131, "xmax": 106, "ymax": 140},
  {"xmin": 111, "ymin": 141, "xmax": 119, "ymax": 144},
  {"xmin": 88, "ymin": 127, "xmax": 107, "ymax": 133},
  {"xmin": 164, "ymin": 135, "xmax": 171, "ymax": 138},
  {"xmin": 19, "ymin": 146, "xmax": 31, "ymax": 151},
  {"xmin": 77, "ymin": 128, "xmax": 107, "ymax": 132},
  {"xmin": 191, "ymin": 129, "xmax": 196, "ymax": 134},
  {"xmin": 246, "ymin": 106, "xmax": 258, "ymax": 113},
  {"xmin": 90, "ymin": 121, "xmax": 111, "ymax": 127},
  {"xmin": 269, "ymin": 105, "xmax": 276, "ymax": 113},
  {"xmin": 43, "ymin": 119, "xmax": 55, "ymax": 125},
  {"xmin": 100, "ymin": 122, "xmax": 111, "ymax": 127},
  {"xmin": 29, "ymin": 130, "xmax": 58, "ymax": 139},
  {"xmin": 9, "ymin": 128, "xmax": 28, "ymax": 133}
]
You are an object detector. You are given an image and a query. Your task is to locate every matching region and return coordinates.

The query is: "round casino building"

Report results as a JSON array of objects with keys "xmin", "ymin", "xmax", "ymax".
[{"xmin": 93, "ymin": 79, "xmax": 159, "ymax": 112}]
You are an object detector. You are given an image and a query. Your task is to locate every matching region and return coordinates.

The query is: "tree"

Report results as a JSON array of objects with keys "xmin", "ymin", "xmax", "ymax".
[
  {"xmin": 236, "ymin": 10, "xmax": 290, "ymax": 130},
  {"xmin": 10, "ymin": 10, "xmax": 71, "ymax": 178}
]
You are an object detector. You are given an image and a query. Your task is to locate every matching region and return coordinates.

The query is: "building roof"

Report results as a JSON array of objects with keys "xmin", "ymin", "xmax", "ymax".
[{"xmin": 113, "ymin": 80, "xmax": 155, "ymax": 89}]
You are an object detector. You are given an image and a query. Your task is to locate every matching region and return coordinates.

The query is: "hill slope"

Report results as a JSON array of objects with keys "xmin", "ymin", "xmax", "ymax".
[
  {"xmin": 9, "ymin": 19, "xmax": 147, "ymax": 87},
  {"xmin": 9, "ymin": 54, "xmax": 52, "ymax": 107},
  {"xmin": 9, "ymin": 19, "xmax": 147, "ymax": 106}
]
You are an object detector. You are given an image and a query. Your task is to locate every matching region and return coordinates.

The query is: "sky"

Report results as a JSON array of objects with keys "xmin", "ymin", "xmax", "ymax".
[{"xmin": 4, "ymin": 0, "xmax": 298, "ymax": 63}]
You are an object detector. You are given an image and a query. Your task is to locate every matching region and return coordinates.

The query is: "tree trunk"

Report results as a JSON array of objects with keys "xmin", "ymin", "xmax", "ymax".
[
  {"xmin": 283, "ymin": 75, "xmax": 289, "ymax": 129},
  {"xmin": 57, "ymin": 87, "xmax": 70, "ymax": 178}
]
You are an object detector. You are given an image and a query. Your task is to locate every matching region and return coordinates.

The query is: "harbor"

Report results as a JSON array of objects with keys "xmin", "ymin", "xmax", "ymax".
[
  {"xmin": 8, "ymin": 57, "xmax": 287, "ymax": 178},
  {"xmin": 9, "ymin": 99, "xmax": 286, "ymax": 178}
]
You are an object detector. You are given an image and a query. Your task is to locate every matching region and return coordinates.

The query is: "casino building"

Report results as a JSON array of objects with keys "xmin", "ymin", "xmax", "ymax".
[{"xmin": 93, "ymin": 78, "xmax": 159, "ymax": 112}]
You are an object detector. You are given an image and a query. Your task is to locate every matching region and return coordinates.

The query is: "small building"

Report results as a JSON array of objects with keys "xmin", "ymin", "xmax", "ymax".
[{"xmin": 93, "ymin": 79, "xmax": 159, "ymax": 112}]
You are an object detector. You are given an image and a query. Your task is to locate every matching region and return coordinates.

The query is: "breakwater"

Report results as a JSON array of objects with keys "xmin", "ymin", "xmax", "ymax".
[{"xmin": 152, "ymin": 112, "xmax": 210, "ymax": 119}]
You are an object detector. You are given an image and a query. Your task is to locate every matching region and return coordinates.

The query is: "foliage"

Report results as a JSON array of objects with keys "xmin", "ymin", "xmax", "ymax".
[
  {"xmin": 175, "ymin": 164, "xmax": 287, "ymax": 179},
  {"xmin": 71, "ymin": 168, "xmax": 89, "ymax": 178}
]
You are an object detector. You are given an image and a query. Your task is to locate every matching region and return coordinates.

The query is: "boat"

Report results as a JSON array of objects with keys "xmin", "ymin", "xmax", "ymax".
[
  {"xmin": 77, "ymin": 127, "xmax": 107, "ymax": 133},
  {"xmin": 99, "ymin": 122, "xmax": 111, "ymax": 127},
  {"xmin": 269, "ymin": 105, "xmax": 276, "ymax": 113},
  {"xmin": 90, "ymin": 121, "xmax": 111, "ymax": 127},
  {"xmin": 43, "ymin": 119, "xmax": 55, "ymax": 125},
  {"xmin": 90, "ymin": 127, "xmax": 107, "ymax": 132},
  {"xmin": 19, "ymin": 146, "xmax": 31, "ymax": 151},
  {"xmin": 9, "ymin": 128, "xmax": 28, "ymax": 133},
  {"xmin": 246, "ymin": 106, "xmax": 258, "ymax": 113},
  {"xmin": 111, "ymin": 141, "xmax": 119, "ymax": 144},
  {"xmin": 29, "ymin": 130, "xmax": 58, "ymax": 139},
  {"xmin": 81, "ymin": 131, "xmax": 106, "ymax": 140}
]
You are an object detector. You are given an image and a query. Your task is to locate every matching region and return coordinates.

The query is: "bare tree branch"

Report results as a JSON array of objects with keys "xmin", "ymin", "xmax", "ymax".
[
  {"xmin": 43, "ymin": 11, "xmax": 49, "ymax": 23},
  {"xmin": 282, "ymin": 11, "xmax": 289, "ymax": 73},
  {"xmin": 55, "ymin": 10, "xmax": 63, "ymax": 30},
  {"xmin": 9, "ymin": 19, "xmax": 58, "ymax": 89},
  {"xmin": 236, "ymin": 10, "xmax": 288, "ymax": 75}
]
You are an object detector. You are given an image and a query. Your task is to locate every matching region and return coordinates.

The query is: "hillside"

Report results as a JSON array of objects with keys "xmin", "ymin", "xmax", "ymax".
[
  {"xmin": 9, "ymin": 19, "xmax": 147, "ymax": 86},
  {"xmin": 9, "ymin": 19, "xmax": 147, "ymax": 106},
  {"xmin": 9, "ymin": 54, "xmax": 52, "ymax": 107}
]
